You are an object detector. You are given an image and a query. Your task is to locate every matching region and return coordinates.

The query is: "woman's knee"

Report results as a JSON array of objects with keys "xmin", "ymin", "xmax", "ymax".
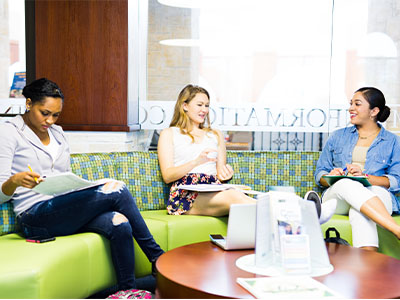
[
  {"xmin": 109, "ymin": 184, "xmax": 137, "ymax": 208},
  {"xmin": 112, "ymin": 212, "xmax": 128, "ymax": 225},
  {"xmin": 330, "ymin": 179, "xmax": 376, "ymax": 210},
  {"xmin": 98, "ymin": 180, "xmax": 127, "ymax": 194},
  {"xmin": 368, "ymin": 186, "xmax": 392, "ymax": 213},
  {"xmin": 227, "ymin": 190, "xmax": 255, "ymax": 204},
  {"xmin": 332, "ymin": 178, "xmax": 361, "ymax": 191},
  {"xmin": 111, "ymin": 212, "xmax": 132, "ymax": 238}
]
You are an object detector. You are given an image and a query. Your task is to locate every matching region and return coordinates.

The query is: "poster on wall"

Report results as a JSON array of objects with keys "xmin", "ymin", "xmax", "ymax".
[{"xmin": 9, "ymin": 72, "xmax": 26, "ymax": 98}]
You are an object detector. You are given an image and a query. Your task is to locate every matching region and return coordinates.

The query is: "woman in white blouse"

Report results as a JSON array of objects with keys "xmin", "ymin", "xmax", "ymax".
[
  {"xmin": 158, "ymin": 84, "xmax": 255, "ymax": 216},
  {"xmin": 0, "ymin": 78, "xmax": 164, "ymax": 297}
]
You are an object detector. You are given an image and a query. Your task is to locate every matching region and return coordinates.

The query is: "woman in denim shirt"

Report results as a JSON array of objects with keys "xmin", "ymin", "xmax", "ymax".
[{"xmin": 313, "ymin": 87, "xmax": 400, "ymax": 251}]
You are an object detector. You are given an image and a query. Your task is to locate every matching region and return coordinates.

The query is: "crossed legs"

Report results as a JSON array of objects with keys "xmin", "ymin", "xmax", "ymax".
[
  {"xmin": 18, "ymin": 182, "xmax": 164, "ymax": 292},
  {"xmin": 322, "ymin": 179, "xmax": 400, "ymax": 250}
]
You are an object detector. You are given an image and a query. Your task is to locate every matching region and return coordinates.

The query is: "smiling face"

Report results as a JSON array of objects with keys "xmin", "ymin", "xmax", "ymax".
[
  {"xmin": 24, "ymin": 96, "xmax": 63, "ymax": 137},
  {"xmin": 349, "ymin": 92, "xmax": 379, "ymax": 126},
  {"xmin": 183, "ymin": 92, "xmax": 210, "ymax": 127}
]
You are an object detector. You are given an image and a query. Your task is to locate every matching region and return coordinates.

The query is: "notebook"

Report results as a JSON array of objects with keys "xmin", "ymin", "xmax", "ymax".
[
  {"xmin": 210, "ymin": 203, "xmax": 256, "ymax": 250},
  {"xmin": 322, "ymin": 175, "xmax": 371, "ymax": 187}
]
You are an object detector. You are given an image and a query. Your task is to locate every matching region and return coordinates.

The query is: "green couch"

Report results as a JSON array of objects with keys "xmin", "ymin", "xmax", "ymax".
[{"xmin": 0, "ymin": 151, "xmax": 399, "ymax": 298}]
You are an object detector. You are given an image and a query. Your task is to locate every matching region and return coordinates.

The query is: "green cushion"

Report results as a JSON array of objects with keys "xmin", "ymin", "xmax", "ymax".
[
  {"xmin": 141, "ymin": 210, "xmax": 228, "ymax": 250},
  {"xmin": 0, "ymin": 216, "xmax": 168, "ymax": 299},
  {"xmin": 0, "ymin": 233, "xmax": 113, "ymax": 299}
]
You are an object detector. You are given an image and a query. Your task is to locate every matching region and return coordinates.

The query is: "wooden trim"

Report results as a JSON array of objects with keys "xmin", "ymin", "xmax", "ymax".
[{"xmin": 60, "ymin": 124, "xmax": 130, "ymax": 132}]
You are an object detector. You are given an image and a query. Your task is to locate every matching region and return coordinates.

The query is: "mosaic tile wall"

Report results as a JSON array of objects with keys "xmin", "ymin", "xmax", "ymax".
[{"xmin": 0, "ymin": 150, "xmax": 322, "ymax": 236}]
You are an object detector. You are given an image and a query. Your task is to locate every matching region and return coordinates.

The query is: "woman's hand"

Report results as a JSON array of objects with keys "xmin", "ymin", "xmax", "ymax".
[
  {"xmin": 195, "ymin": 148, "xmax": 218, "ymax": 166},
  {"xmin": 11, "ymin": 171, "xmax": 43, "ymax": 189},
  {"xmin": 217, "ymin": 164, "xmax": 234, "ymax": 182},
  {"xmin": 1, "ymin": 171, "xmax": 42, "ymax": 197},
  {"xmin": 327, "ymin": 164, "xmax": 363, "ymax": 176},
  {"xmin": 328, "ymin": 168, "xmax": 346, "ymax": 176},
  {"xmin": 345, "ymin": 163, "xmax": 363, "ymax": 176}
]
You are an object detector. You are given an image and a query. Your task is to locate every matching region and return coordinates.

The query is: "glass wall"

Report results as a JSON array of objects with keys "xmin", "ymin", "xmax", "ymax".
[
  {"xmin": 140, "ymin": 0, "xmax": 400, "ymax": 150},
  {"xmin": 0, "ymin": 0, "xmax": 26, "ymax": 122},
  {"xmin": 0, "ymin": 0, "xmax": 26, "ymax": 99}
]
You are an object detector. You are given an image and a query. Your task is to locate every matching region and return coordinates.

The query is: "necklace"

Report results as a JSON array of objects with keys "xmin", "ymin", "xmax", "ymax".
[{"xmin": 359, "ymin": 128, "xmax": 380, "ymax": 139}]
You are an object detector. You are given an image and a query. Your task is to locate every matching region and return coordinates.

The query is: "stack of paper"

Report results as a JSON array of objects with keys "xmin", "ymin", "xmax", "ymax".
[
  {"xmin": 237, "ymin": 276, "xmax": 344, "ymax": 299},
  {"xmin": 177, "ymin": 184, "xmax": 262, "ymax": 195},
  {"xmin": 32, "ymin": 172, "xmax": 109, "ymax": 196}
]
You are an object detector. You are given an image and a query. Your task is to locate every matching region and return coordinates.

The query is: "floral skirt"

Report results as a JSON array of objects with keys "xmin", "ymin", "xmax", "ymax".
[{"xmin": 167, "ymin": 173, "xmax": 221, "ymax": 215}]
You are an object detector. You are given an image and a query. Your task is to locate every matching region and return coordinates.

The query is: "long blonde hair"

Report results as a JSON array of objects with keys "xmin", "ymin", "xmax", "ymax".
[{"xmin": 170, "ymin": 84, "xmax": 217, "ymax": 142}]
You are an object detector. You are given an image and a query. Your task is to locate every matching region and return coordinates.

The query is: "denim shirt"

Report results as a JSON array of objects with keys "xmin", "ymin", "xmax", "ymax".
[{"xmin": 315, "ymin": 125, "xmax": 400, "ymax": 213}]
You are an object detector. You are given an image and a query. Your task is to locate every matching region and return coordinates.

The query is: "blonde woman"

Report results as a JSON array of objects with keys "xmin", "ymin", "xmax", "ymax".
[{"xmin": 158, "ymin": 84, "xmax": 255, "ymax": 216}]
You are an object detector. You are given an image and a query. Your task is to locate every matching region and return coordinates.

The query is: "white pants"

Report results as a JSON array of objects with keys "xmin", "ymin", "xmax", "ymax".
[{"xmin": 322, "ymin": 179, "xmax": 392, "ymax": 248}]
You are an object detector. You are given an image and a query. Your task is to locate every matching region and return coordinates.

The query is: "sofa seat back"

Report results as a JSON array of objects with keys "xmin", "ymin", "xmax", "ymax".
[{"xmin": 1, "ymin": 150, "xmax": 324, "ymax": 236}]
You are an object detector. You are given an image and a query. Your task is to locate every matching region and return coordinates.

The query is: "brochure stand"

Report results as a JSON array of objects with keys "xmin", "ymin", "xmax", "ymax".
[{"xmin": 236, "ymin": 191, "xmax": 333, "ymax": 277}]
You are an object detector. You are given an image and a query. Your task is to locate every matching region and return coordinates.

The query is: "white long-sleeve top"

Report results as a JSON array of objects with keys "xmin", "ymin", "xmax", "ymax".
[{"xmin": 0, "ymin": 116, "xmax": 71, "ymax": 215}]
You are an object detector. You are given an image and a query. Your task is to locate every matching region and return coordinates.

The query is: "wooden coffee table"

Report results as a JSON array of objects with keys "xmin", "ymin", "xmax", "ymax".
[{"xmin": 155, "ymin": 241, "xmax": 400, "ymax": 299}]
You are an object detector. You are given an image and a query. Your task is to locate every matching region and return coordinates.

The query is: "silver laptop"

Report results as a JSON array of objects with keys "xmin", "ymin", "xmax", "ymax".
[{"xmin": 210, "ymin": 203, "xmax": 256, "ymax": 250}]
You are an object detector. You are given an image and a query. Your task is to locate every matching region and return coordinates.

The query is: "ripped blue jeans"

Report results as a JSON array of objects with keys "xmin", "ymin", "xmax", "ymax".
[{"xmin": 16, "ymin": 182, "xmax": 164, "ymax": 291}]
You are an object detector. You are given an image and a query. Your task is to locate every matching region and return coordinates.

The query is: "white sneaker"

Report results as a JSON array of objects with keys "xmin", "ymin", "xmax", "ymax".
[
  {"xmin": 304, "ymin": 191, "xmax": 321, "ymax": 218},
  {"xmin": 319, "ymin": 199, "xmax": 337, "ymax": 225}
]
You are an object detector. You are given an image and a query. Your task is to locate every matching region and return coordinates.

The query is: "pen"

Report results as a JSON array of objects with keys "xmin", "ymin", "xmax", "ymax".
[
  {"xmin": 4, "ymin": 106, "xmax": 11, "ymax": 114},
  {"xmin": 342, "ymin": 167, "xmax": 347, "ymax": 175},
  {"xmin": 27, "ymin": 164, "xmax": 39, "ymax": 184}
]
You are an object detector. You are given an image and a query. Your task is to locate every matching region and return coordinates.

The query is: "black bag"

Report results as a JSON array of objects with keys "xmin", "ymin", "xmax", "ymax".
[{"xmin": 324, "ymin": 227, "xmax": 350, "ymax": 246}]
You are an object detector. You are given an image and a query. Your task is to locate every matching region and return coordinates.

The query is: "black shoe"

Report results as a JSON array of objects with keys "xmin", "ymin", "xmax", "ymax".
[{"xmin": 304, "ymin": 191, "xmax": 321, "ymax": 218}]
